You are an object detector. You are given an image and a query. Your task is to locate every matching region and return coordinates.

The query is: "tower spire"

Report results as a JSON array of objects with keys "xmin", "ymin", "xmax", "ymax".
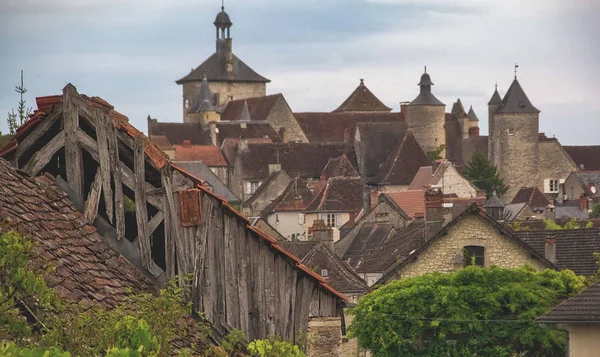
[{"xmin": 514, "ymin": 63, "xmax": 519, "ymax": 79}]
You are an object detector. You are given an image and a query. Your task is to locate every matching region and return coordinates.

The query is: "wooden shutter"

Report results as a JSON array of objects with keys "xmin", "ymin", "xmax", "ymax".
[{"xmin": 179, "ymin": 189, "xmax": 202, "ymax": 226}]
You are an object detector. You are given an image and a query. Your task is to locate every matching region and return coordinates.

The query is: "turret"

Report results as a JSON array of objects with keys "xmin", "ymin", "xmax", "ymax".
[
  {"xmin": 451, "ymin": 98, "xmax": 469, "ymax": 139},
  {"xmin": 483, "ymin": 191, "xmax": 505, "ymax": 221},
  {"xmin": 214, "ymin": 6, "xmax": 234, "ymax": 74},
  {"xmin": 487, "ymin": 84, "xmax": 502, "ymax": 162},
  {"xmin": 406, "ymin": 67, "xmax": 446, "ymax": 157},
  {"xmin": 184, "ymin": 74, "xmax": 220, "ymax": 126}
]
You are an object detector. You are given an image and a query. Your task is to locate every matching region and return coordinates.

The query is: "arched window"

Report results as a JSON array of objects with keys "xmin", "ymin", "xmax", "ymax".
[{"xmin": 464, "ymin": 246, "xmax": 485, "ymax": 267}]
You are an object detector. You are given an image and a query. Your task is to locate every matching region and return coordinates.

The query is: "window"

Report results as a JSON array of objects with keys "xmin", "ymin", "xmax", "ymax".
[
  {"xmin": 508, "ymin": 128, "xmax": 515, "ymax": 136},
  {"xmin": 464, "ymin": 246, "xmax": 485, "ymax": 267},
  {"xmin": 244, "ymin": 181, "xmax": 261, "ymax": 195},
  {"xmin": 326, "ymin": 213, "xmax": 336, "ymax": 227},
  {"xmin": 549, "ymin": 179, "xmax": 559, "ymax": 193},
  {"xmin": 321, "ymin": 269, "xmax": 328, "ymax": 277},
  {"xmin": 298, "ymin": 213, "xmax": 305, "ymax": 225}
]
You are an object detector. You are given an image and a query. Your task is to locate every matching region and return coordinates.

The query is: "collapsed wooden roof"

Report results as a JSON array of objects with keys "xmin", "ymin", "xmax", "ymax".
[{"xmin": 0, "ymin": 83, "xmax": 347, "ymax": 343}]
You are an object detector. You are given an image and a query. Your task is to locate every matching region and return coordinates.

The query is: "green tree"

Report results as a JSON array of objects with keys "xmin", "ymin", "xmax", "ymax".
[
  {"xmin": 590, "ymin": 203, "xmax": 600, "ymax": 219},
  {"xmin": 426, "ymin": 144, "xmax": 446, "ymax": 161},
  {"xmin": 463, "ymin": 151, "xmax": 508, "ymax": 198},
  {"xmin": 6, "ymin": 70, "xmax": 32, "ymax": 135},
  {"xmin": 349, "ymin": 265, "xmax": 586, "ymax": 357}
]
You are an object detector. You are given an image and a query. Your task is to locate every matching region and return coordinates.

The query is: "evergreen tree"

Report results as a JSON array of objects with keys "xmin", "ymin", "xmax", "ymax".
[
  {"xmin": 463, "ymin": 151, "xmax": 508, "ymax": 198},
  {"xmin": 6, "ymin": 70, "xmax": 32, "ymax": 134}
]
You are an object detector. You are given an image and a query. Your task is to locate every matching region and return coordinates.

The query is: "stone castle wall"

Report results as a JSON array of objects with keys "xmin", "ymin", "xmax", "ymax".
[
  {"xmin": 182, "ymin": 81, "xmax": 266, "ymax": 113},
  {"xmin": 492, "ymin": 112, "xmax": 539, "ymax": 202},
  {"xmin": 384, "ymin": 214, "xmax": 549, "ymax": 282},
  {"xmin": 406, "ymin": 105, "xmax": 446, "ymax": 158}
]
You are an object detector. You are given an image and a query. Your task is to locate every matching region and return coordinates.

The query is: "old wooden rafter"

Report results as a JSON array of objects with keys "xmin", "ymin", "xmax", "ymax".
[
  {"xmin": 84, "ymin": 168, "xmax": 103, "ymax": 223},
  {"xmin": 134, "ymin": 135, "xmax": 153, "ymax": 272},
  {"xmin": 63, "ymin": 84, "xmax": 84, "ymax": 198},
  {"xmin": 22, "ymin": 131, "xmax": 65, "ymax": 176}
]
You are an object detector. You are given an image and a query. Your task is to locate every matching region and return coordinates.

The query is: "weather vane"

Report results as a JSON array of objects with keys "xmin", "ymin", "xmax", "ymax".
[{"xmin": 514, "ymin": 63, "xmax": 519, "ymax": 79}]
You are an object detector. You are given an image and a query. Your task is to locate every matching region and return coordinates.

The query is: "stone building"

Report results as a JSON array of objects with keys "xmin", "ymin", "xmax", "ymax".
[{"xmin": 176, "ymin": 6, "xmax": 269, "ymax": 121}]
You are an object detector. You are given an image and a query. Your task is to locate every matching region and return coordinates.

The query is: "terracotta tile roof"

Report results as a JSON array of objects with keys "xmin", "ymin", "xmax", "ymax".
[
  {"xmin": 294, "ymin": 112, "xmax": 403, "ymax": 143},
  {"xmin": 320, "ymin": 154, "xmax": 359, "ymax": 181},
  {"xmin": 516, "ymin": 229, "xmax": 600, "ymax": 277},
  {"xmin": 408, "ymin": 166, "xmax": 433, "ymax": 190},
  {"xmin": 221, "ymin": 94, "xmax": 281, "ymax": 121},
  {"xmin": 261, "ymin": 177, "xmax": 314, "ymax": 215},
  {"xmin": 237, "ymin": 142, "xmax": 355, "ymax": 180},
  {"xmin": 174, "ymin": 144, "xmax": 228, "ymax": 166},
  {"xmin": 333, "ymin": 79, "xmax": 392, "ymax": 113},
  {"xmin": 564, "ymin": 146, "xmax": 600, "ymax": 171},
  {"xmin": 281, "ymin": 241, "xmax": 367, "ymax": 294},
  {"xmin": 306, "ymin": 177, "xmax": 364, "ymax": 213},
  {"xmin": 0, "ymin": 158, "xmax": 154, "ymax": 308},
  {"xmin": 382, "ymin": 191, "xmax": 425, "ymax": 219},
  {"xmin": 511, "ymin": 187, "xmax": 551, "ymax": 208},
  {"xmin": 538, "ymin": 280, "xmax": 600, "ymax": 323},
  {"xmin": 149, "ymin": 135, "xmax": 174, "ymax": 151},
  {"xmin": 371, "ymin": 130, "xmax": 432, "ymax": 185},
  {"xmin": 354, "ymin": 122, "xmax": 408, "ymax": 178}
]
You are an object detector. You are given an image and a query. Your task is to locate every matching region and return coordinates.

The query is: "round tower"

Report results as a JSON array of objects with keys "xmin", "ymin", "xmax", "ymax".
[
  {"xmin": 492, "ymin": 78, "xmax": 540, "ymax": 202},
  {"xmin": 487, "ymin": 84, "xmax": 502, "ymax": 162},
  {"xmin": 406, "ymin": 67, "xmax": 446, "ymax": 157}
]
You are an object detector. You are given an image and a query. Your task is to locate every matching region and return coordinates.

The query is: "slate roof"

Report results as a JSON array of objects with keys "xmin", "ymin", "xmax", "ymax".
[
  {"xmin": 216, "ymin": 121, "xmax": 281, "ymax": 143},
  {"xmin": 0, "ymin": 158, "xmax": 155, "ymax": 308},
  {"xmin": 173, "ymin": 161, "xmax": 239, "ymax": 202},
  {"xmin": 261, "ymin": 177, "xmax": 313, "ymax": 216},
  {"xmin": 341, "ymin": 222, "xmax": 397, "ymax": 271},
  {"xmin": 516, "ymin": 229, "xmax": 600, "ymax": 277},
  {"xmin": 237, "ymin": 142, "xmax": 355, "ymax": 180},
  {"xmin": 451, "ymin": 99, "xmax": 467, "ymax": 117},
  {"xmin": 563, "ymin": 146, "xmax": 600, "ymax": 171},
  {"xmin": 408, "ymin": 166, "xmax": 433, "ymax": 190},
  {"xmin": 221, "ymin": 94, "xmax": 282, "ymax": 121},
  {"xmin": 568, "ymin": 171, "xmax": 600, "ymax": 198},
  {"xmin": 371, "ymin": 131, "xmax": 432, "ymax": 185},
  {"xmin": 221, "ymin": 137, "xmax": 274, "ymax": 166},
  {"xmin": 281, "ymin": 241, "xmax": 368, "ymax": 294},
  {"xmin": 174, "ymin": 144, "xmax": 228, "ymax": 166},
  {"xmin": 244, "ymin": 170, "xmax": 289, "ymax": 205},
  {"xmin": 189, "ymin": 75, "xmax": 216, "ymax": 113},
  {"xmin": 176, "ymin": 52, "xmax": 269, "ymax": 84},
  {"xmin": 294, "ymin": 112, "xmax": 403, "ymax": 143},
  {"xmin": 306, "ymin": 177, "xmax": 364, "ymax": 213},
  {"xmin": 467, "ymin": 106, "xmax": 479, "ymax": 122},
  {"xmin": 496, "ymin": 79, "xmax": 539, "ymax": 114},
  {"xmin": 511, "ymin": 187, "xmax": 551, "ymax": 208},
  {"xmin": 503, "ymin": 203, "xmax": 528, "ymax": 221},
  {"xmin": 538, "ymin": 280, "xmax": 600, "ymax": 323},
  {"xmin": 382, "ymin": 191, "xmax": 425, "ymax": 218},
  {"xmin": 488, "ymin": 88, "xmax": 502, "ymax": 105},
  {"xmin": 321, "ymin": 154, "xmax": 359, "ymax": 181},
  {"xmin": 149, "ymin": 135, "xmax": 174, "ymax": 151},
  {"xmin": 410, "ymin": 72, "xmax": 444, "ymax": 106},
  {"xmin": 333, "ymin": 79, "xmax": 392, "ymax": 113},
  {"xmin": 355, "ymin": 122, "xmax": 408, "ymax": 178}
]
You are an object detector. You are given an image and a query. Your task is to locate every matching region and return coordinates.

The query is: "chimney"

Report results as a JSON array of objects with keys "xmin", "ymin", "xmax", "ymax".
[
  {"xmin": 544, "ymin": 235, "xmax": 556, "ymax": 264},
  {"xmin": 363, "ymin": 184, "xmax": 371, "ymax": 216},
  {"xmin": 311, "ymin": 219, "xmax": 334, "ymax": 251},
  {"xmin": 468, "ymin": 126, "xmax": 480, "ymax": 138},
  {"xmin": 580, "ymin": 194, "xmax": 590, "ymax": 212},
  {"xmin": 400, "ymin": 102, "xmax": 409, "ymax": 121},
  {"xmin": 544, "ymin": 205, "xmax": 556, "ymax": 220},
  {"xmin": 238, "ymin": 137, "xmax": 248, "ymax": 152},
  {"xmin": 424, "ymin": 187, "xmax": 444, "ymax": 238},
  {"xmin": 182, "ymin": 140, "xmax": 192, "ymax": 148},
  {"xmin": 538, "ymin": 132, "xmax": 547, "ymax": 140},
  {"xmin": 268, "ymin": 163, "xmax": 281, "ymax": 175},
  {"xmin": 209, "ymin": 121, "xmax": 218, "ymax": 146}
]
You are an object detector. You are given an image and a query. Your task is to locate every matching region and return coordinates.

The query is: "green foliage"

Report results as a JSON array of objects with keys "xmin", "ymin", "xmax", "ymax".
[
  {"xmin": 426, "ymin": 144, "xmax": 446, "ymax": 161},
  {"xmin": 508, "ymin": 221, "xmax": 530, "ymax": 231},
  {"xmin": 220, "ymin": 329, "xmax": 246, "ymax": 355},
  {"xmin": 585, "ymin": 221, "xmax": 594, "ymax": 229},
  {"xmin": 462, "ymin": 151, "xmax": 508, "ymax": 198},
  {"xmin": 247, "ymin": 336, "xmax": 305, "ymax": 357},
  {"xmin": 0, "ymin": 342, "xmax": 71, "ymax": 357},
  {"xmin": 6, "ymin": 71, "xmax": 32, "ymax": 135},
  {"xmin": 590, "ymin": 203, "xmax": 600, "ymax": 219},
  {"xmin": 543, "ymin": 218, "xmax": 585, "ymax": 230},
  {"xmin": 349, "ymin": 265, "xmax": 586, "ymax": 357}
]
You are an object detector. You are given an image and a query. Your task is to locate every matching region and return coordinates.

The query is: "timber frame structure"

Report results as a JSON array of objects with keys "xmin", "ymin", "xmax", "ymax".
[{"xmin": 0, "ymin": 84, "xmax": 346, "ymax": 343}]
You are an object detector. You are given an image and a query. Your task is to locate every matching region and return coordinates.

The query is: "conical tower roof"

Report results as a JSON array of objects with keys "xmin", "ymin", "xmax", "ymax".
[
  {"xmin": 333, "ymin": 79, "xmax": 392, "ymax": 112},
  {"xmin": 240, "ymin": 100, "xmax": 251, "ymax": 121},
  {"xmin": 451, "ymin": 98, "xmax": 467, "ymax": 117},
  {"xmin": 496, "ymin": 79, "xmax": 539, "ymax": 114},
  {"xmin": 488, "ymin": 88, "xmax": 502, "ymax": 105},
  {"xmin": 484, "ymin": 191, "xmax": 504, "ymax": 208},
  {"xmin": 467, "ymin": 106, "xmax": 479, "ymax": 122},
  {"xmin": 410, "ymin": 68, "xmax": 444, "ymax": 106},
  {"xmin": 189, "ymin": 75, "xmax": 216, "ymax": 113}
]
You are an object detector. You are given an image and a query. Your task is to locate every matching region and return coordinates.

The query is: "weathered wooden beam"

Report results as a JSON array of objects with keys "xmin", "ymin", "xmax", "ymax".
[
  {"xmin": 106, "ymin": 112, "xmax": 126, "ymax": 240},
  {"xmin": 92, "ymin": 108, "xmax": 114, "ymax": 224},
  {"xmin": 22, "ymin": 131, "xmax": 65, "ymax": 176},
  {"xmin": 134, "ymin": 135, "xmax": 153, "ymax": 272},
  {"xmin": 15, "ymin": 107, "xmax": 62, "ymax": 161},
  {"xmin": 132, "ymin": 211, "xmax": 164, "ymax": 246},
  {"xmin": 163, "ymin": 193, "xmax": 175, "ymax": 279},
  {"xmin": 77, "ymin": 129, "xmax": 163, "ymax": 210},
  {"xmin": 84, "ymin": 168, "xmax": 103, "ymax": 223},
  {"xmin": 63, "ymin": 84, "xmax": 83, "ymax": 198}
]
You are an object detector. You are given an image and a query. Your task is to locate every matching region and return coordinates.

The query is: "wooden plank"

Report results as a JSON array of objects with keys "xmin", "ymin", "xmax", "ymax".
[
  {"xmin": 274, "ymin": 255, "xmax": 287, "ymax": 338},
  {"xmin": 224, "ymin": 213, "xmax": 240, "ymax": 330},
  {"xmin": 63, "ymin": 84, "xmax": 83, "ymax": 198},
  {"xmin": 93, "ymin": 108, "xmax": 114, "ymax": 224},
  {"xmin": 134, "ymin": 135, "xmax": 152, "ymax": 272},
  {"xmin": 22, "ymin": 131, "xmax": 65, "ymax": 176},
  {"xmin": 83, "ymin": 168, "xmax": 102, "ymax": 223},
  {"xmin": 107, "ymin": 116, "xmax": 125, "ymax": 240},
  {"xmin": 78, "ymin": 129, "xmax": 163, "ymax": 210},
  {"xmin": 237, "ymin": 220, "xmax": 250, "ymax": 336},
  {"xmin": 285, "ymin": 262, "xmax": 298, "ymax": 341},
  {"xmin": 162, "ymin": 169, "xmax": 185, "ymax": 279},
  {"xmin": 15, "ymin": 107, "xmax": 62, "ymax": 161},
  {"xmin": 133, "ymin": 211, "xmax": 163, "ymax": 245},
  {"xmin": 163, "ymin": 192, "xmax": 175, "ymax": 279},
  {"xmin": 265, "ymin": 247, "xmax": 276, "ymax": 336}
]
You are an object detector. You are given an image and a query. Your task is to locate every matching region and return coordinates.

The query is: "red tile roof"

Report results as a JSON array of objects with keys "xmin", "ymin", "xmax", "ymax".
[
  {"xmin": 511, "ymin": 187, "xmax": 551, "ymax": 208},
  {"xmin": 174, "ymin": 144, "xmax": 228, "ymax": 166},
  {"xmin": 382, "ymin": 190, "xmax": 426, "ymax": 218}
]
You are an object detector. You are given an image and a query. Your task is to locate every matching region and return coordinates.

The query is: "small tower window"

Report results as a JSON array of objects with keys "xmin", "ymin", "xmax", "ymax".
[{"xmin": 508, "ymin": 128, "xmax": 515, "ymax": 136}]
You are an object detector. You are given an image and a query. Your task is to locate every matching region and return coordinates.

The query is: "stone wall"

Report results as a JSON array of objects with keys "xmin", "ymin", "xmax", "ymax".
[
  {"xmin": 266, "ymin": 96, "xmax": 309, "ymax": 143},
  {"xmin": 438, "ymin": 165, "xmax": 478, "ymax": 198},
  {"xmin": 266, "ymin": 211, "xmax": 307, "ymax": 241},
  {"xmin": 384, "ymin": 214, "xmax": 549, "ymax": 282},
  {"xmin": 406, "ymin": 105, "xmax": 446, "ymax": 157},
  {"xmin": 487, "ymin": 103, "xmax": 500, "ymax": 163},
  {"xmin": 538, "ymin": 139, "xmax": 576, "ymax": 193},
  {"xmin": 492, "ymin": 112, "xmax": 539, "ymax": 202},
  {"xmin": 246, "ymin": 172, "xmax": 291, "ymax": 215},
  {"xmin": 182, "ymin": 81, "xmax": 266, "ymax": 114},
  {"xmin": 307, "ymin": 317, "xmax": 342, "ymax": 357},
  {"xmin": 564, "ymin": 173, "xmax": 584, "ymax": 201},
  {"xmin": 184, "ymin": 110, "xmax": 220, "ymax": 126}
]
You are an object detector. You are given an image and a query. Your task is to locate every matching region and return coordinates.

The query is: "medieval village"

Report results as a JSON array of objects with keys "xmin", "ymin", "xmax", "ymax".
[{"xmin": 1, "ymin": 1, "xmax": 599, "ymax": 356}]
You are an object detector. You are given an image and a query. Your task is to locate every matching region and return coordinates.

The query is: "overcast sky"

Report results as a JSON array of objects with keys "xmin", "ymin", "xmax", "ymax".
[{"xmin": 1, "ymin": 0, "xmax": 598, "ymax": 144}]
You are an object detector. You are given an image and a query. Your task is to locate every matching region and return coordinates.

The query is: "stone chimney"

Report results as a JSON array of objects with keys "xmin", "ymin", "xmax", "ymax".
[
  {"xmin": 400, "ymin": 102, "xmax": 410, "ymax": 121},
  {"xmin": 209, "ymin": 121, "xmax": 218, "ymax": 146},
  {"xmin": 268, "ymin": 163, "xmax": 281, "ymax": 175},
  {"xmin": 425, "ymin": 187, "xmax": 444, "ymax": 238},
  {"xmin": 468, "ymin": 126, "xmax": 480, "ymax": 138},
  {"xmin": 544, "ymin": 204, "xmax": 556, "ymax": 220},
  {"xmin": 580, "ymin": 193, "xmax": 590, "ymax": 212},
  {"xmin": 312, "ymin": 219, "xmax": 334, "ymax": 251},
  {"xmin": 544, "ymin": 235, "xmax": 556, "ymax": 264},
  {"xmin": 238, "ymin": 137, "xmax": 248, "ymax": 152},
  {"xmin": 182, "ymin": 140, "xmax": 192, "ymax": 148}
]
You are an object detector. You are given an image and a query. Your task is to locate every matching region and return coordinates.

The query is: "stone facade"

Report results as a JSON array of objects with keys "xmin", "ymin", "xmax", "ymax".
[
  {"xmin": 406, "ymin": 105, "xmax": 446, "ymax": 157},
  {"xmin": 244, "ymin": 171, "xmax": 291, "ymax": 216},
  {"xmin": 184, "ymin": 109, "xmax": 220, "ymax": 126},
  {"xmin": 492, "ymin": 112, "xmax": 540, "ymax": 202},
  {"xmin": 306, "ymin": 317, "xmax": 342, "ymax": 357},
  {"xmin": 538, "ymin": 139, "xmax": 577, "ymax": 195},
  {"xmin": 265, "ymin": 96, "xmax": 308, "ymax": 143},
  {"xmin": 436, "ymin": 164, "xmax": 478, "ymax": 198},
  {"xmin": 183, "ymin": 81, "xmax": 266, "ymax": 115},
  {"xmin": 384, "ymin": 214, "xmax": 549, "ymax": 282}
]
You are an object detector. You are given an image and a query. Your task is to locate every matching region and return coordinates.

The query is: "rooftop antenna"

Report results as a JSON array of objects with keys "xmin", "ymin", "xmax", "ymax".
[{"xmin": 514, "ymin": 63, "xmax": 519, "ymax": 79}]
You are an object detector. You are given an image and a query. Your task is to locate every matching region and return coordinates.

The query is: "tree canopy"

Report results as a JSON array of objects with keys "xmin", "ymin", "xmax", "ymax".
[
  {"xmin": 462, "ymin": 151, "xmax": 508, "ymax": 198},
  {"xmin": 349, "ymin": 265, "xmax": 586, "ymax": 357}
]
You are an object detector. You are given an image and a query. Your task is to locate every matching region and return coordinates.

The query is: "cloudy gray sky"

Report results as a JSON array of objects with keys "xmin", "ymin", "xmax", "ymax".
[{"xmin": 1, "ymin": 0, "xmax": 598, "ymax": 144}]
